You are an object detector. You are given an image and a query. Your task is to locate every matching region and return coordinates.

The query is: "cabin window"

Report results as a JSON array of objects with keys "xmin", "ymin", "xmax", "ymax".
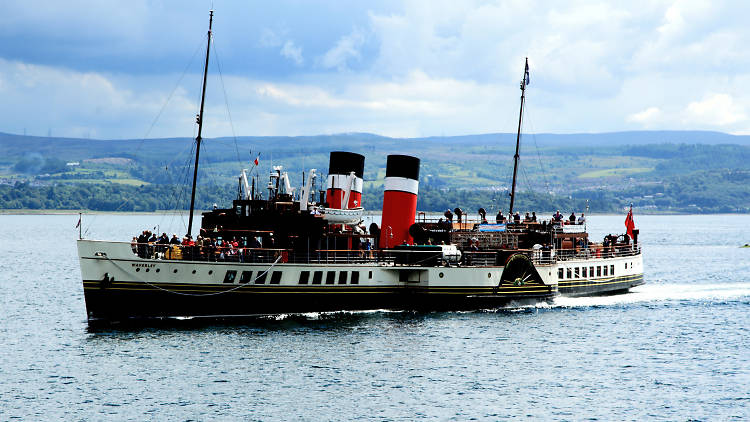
[
  {"xmin": 299, "ymin": 271, "xmax": 310, "ymax": 284},
  {"xmin": 558, "ymin": 268, "xmax": 564, "ymax": 279},
  {"xmin": 351, "ymin": 272, "xmax": 359, "ymax": 284},
  {"xmin": 326, "ymin": 271, "xmax": 336, "ymax": 284},
  {"xmin": 312, "ymin": 271, "xmax": 323, "ymax": 284},
  {"xmin": 223, "ymin": 270, "xmax": 237, "ymax": 284},
  {"xmin": 239, "ymin": 271, "xmax": 253, "ymax": 284},
  {"xmin": 368, "ymin": 271, "xmax": 373, "ymax": 279},
  {"xmin": 338, "ymin": 271, "xmax": 348, "ymax": 284},
  {"xmin": 610, "ymin": 265, "xmax": 615, "ymax": 276},
  {"xmin": 566, "ymin": 268, "xmax": 572, "ymax": 279},
  {"xmin": 255, "ymin": 271, "xmax": 267, "ymax": 284},
  {"xmin": 624, "ymin": 263, "xmax": 628, "ymax": 269},
  {"xmin": 574, "ymin": 267, "xmax": 580, "ymax": 279},
  {"xmin": 270, "ymin": 271, "xmax": 282, "ymax": 284},
  {"xmin": 590, "ymin": 266, "xmax": 594, "ymax": 277},
  {"xmin": 597, "ymin": 266, "xmax": 601, "ymax": 277},
  {"xmin": 582, "ymin": 267, "xmax": 587, "ymax": 278},
  {"xmin": 603, "ymin": 266, "xmax": 608, "ymax": 276}
]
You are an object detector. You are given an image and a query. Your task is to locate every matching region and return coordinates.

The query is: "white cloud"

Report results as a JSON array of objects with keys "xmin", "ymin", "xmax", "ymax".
[
  {"xmin": 627, "ymin": 107, "xmax": 662, "ymax": 125},
  {"xmin": 259, "ymin": 28, "xmax": 282, "ymax": 47},
  {"xmin": 684, "ymin": 94, "xmax": 746, "ymax": 126},
  {"xmin": 280, "ymin": 40, "xmax": 303, "ymax": 65},
  {"xmin": 3, "ymin": 2, "xmax": 750, "ymax": 138},
  {"xmin": 0, "ymin": 58, "xmax": 197, "ymax": 139},
  {"xmin": 320, "ymin": 29, "xmax": 365, "ymax": 70}
]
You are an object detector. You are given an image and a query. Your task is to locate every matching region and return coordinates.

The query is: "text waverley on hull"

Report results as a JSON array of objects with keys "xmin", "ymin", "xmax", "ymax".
[{"xmin": 77, "ymin": 12, "xmax": 643, "ymax": 324}]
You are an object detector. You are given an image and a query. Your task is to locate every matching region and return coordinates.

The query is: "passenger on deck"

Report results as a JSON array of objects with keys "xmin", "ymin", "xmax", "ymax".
[
  {"xmin": 513, "ymin": 212, "xmax": 521, "ymax": 223},
  {"xmin": 170, "ymin": 234, "xmax": 181, "ymax": 245},
  {"xmin": 578, "ymin": 213, "xmax": 586, "ymax": 225},
  {"xmin": 531, "ymin": 211, "xmax": 537, "ymax": 222},
  {"xmin": 496, "ymin": 211, "xmax": 505, "ymax": 223},
  {"xmin": 553, "ymin": 210, "xmax": 562, "ymax": 221},
  {"xmin": 156, "ymin": 233, "xmax": 169, "ymax": 255},
  {"xmin": 524, "ymin": 212, "xmax": 531, "ymax": 222},
  {"xmin": 137, "ymin": 230, "xmax": 148, "ymax": 258},
  {"xmin": 444, "ymin": 209, "xmax": 454, "ymax": 222}
]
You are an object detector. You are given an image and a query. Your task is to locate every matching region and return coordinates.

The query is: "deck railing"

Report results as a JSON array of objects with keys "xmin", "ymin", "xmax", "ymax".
[
  {"xmin": 554, "ymin": 245, "xmax": 642, "ymax": 261},
  {"xmin": 122, "ymin": 241, "xmax": 640, "ymax": 267}
]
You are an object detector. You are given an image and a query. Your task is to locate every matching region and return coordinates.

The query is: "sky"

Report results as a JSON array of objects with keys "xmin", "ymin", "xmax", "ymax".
[{"xmin": 1, "ymin": 0, "xmax": 749, "ymax": 139}]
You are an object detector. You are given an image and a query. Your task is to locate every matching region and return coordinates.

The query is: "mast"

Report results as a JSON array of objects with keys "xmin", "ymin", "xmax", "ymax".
[
  {"xmin": 187, "ymin": 10, "xmax": 213, "ymax": 237},
  {"xmin": 509, "ymin": 57, "xmax": 529, "ymax": 216}
]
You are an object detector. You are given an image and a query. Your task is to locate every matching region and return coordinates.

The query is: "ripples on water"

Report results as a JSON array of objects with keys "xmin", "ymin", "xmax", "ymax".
[{"xmin": 0, "ymin": 214, "xmax": 748, "ymax": 420}]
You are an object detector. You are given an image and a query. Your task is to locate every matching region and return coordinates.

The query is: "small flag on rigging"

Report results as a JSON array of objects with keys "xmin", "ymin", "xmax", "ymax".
[
  {"xmin": 253, "ymin": 153, "xmax": 260, "ymax": 166},
  {"xmin": 75, "ymin": 215, "xmax": 81, "ymax": 229}
]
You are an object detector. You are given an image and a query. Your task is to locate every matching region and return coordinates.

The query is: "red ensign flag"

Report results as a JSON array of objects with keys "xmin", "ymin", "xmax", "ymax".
[{"xmin": 625, "ymin": 206, "xmax": 635, "ymax": 238}]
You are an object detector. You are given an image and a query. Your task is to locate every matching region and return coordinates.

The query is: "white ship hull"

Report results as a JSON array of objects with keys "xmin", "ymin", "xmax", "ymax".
[{"xmin": 78, "ymin": 240, "xmax": 558, "ymax": 324}]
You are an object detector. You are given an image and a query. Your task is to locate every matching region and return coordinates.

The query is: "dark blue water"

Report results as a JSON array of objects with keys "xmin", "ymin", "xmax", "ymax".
[{"xmin": 1, "ymin": 214, "xmax": 749, "ymax": 420}]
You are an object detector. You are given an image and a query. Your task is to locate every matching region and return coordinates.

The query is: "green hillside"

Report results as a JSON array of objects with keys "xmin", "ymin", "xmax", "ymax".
[{"xmin": 1, "ymin": 131, "xmax": 749, "ymax": 213}]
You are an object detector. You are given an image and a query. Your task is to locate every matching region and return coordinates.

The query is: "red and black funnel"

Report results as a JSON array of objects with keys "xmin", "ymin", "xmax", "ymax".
[
  {"xmin": 325, "ymin": 151, "xmax": 365, "ymax": 209},
  {"xmin": 380, "ymin": 154, "xmax": 420, "ymax": 248}
]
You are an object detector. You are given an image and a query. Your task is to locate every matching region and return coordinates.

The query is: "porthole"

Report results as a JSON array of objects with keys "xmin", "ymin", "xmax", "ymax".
[
  {"xmin": 192, "ymin": 270, "xmax": 196, "ymax": 274},
  {"xmin": 145, "ymin": 268, "xmax": 150, "ymax": 272},
  {"xmin": 487, "ymin": 273, "xmax": 492, "ymax": 278},
  {"xmin": 439, "ymin": 272, "xmax": 444, "ymax": 278},
  {"xmin": 155, "ymin": 268, "xmax": 160, "ymax": 273},
  {"xmin": 208, "ymin": 270, "xmax": 213, "ymax": 275},
  {"xmin": 135, "ymin": 268, "xmax": 140, "ymax": 272},
  {"xmin": 173, "ymin": 269, "xmax": 178, "ymax": 273}
]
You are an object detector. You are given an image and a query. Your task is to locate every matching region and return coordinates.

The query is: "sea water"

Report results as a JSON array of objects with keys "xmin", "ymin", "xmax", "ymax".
[{"xmin": 0, "ymin": 213, "xmax": 748, "ymax": 420}]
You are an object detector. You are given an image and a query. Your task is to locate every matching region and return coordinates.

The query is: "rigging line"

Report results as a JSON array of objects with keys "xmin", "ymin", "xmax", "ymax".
[
  {"xmin": 83, "ymin": 180, "xmax": 140, "ymax": 238},
  {"xmin": 523, "ymin": 100, "xmax": 553, "ymax": 198},
  {"xmin": 211, "ymin": 41, "xmax": 243, "ymax": 167},
  {"xmin": 159, "ymin": 140, "xmax": 196, "ymax": 236},
  {"xmin": 159, "ymin": 147, "xmax": 196, "ymax": 234},
  {"xmin": 104, "ymin": 255, "xmax": 282, "ymax": 297},
  {"xmin": 176, "ymin": 141, "xmax": 198, "ymax": 232},
  {"xmin": 123, "ymin": 39, "xmax": 206, "ymax": 186},
  {"xmin": 141, "ymin": 40, "xmax": 205, "ymax": 143},
  {"xmin": 85, "ymin": 41, "xmax": 206, "ymax": 237},
  {"xmin": 156, "ymin": 137, "xmax": 197, "ymax": 231},
  {"xmin": 195, "ymin": 142, "xmax": 230, "ymax": 208}
]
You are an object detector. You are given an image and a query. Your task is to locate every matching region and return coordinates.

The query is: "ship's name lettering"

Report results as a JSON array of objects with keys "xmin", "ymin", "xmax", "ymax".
[{"xmin": 132, "ymin": 263, "xmax": 156, "ymax": 268}]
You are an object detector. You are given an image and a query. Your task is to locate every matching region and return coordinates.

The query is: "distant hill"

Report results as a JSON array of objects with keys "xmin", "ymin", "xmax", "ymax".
[
  {"xmin": 2, "ymin": 130, "xmax": 749, "ymax": 163},
  {"xmin": 1, "ymin": 130, "xmax": 749, "ymax": 213}
]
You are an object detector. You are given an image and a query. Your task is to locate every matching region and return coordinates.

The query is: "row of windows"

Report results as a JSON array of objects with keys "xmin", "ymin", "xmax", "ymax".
[
  {"xmin": 558, "ymin": 264, "xmax": 615, "ymax": 280},
  {"xmin": 223, "ymin": 270, "xmax": 373, "ymax": 285}
]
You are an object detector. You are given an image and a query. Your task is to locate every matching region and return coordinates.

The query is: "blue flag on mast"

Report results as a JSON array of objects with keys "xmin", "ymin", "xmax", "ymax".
[{"xmin": 524, "ymin": 61, "xmax": 530, "ymax": 85}]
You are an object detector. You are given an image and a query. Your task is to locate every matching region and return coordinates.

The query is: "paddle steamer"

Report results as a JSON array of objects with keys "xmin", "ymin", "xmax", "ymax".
[{"xmin": 77, "ymin": 12, "xmax": 641, "ymax": 324}]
